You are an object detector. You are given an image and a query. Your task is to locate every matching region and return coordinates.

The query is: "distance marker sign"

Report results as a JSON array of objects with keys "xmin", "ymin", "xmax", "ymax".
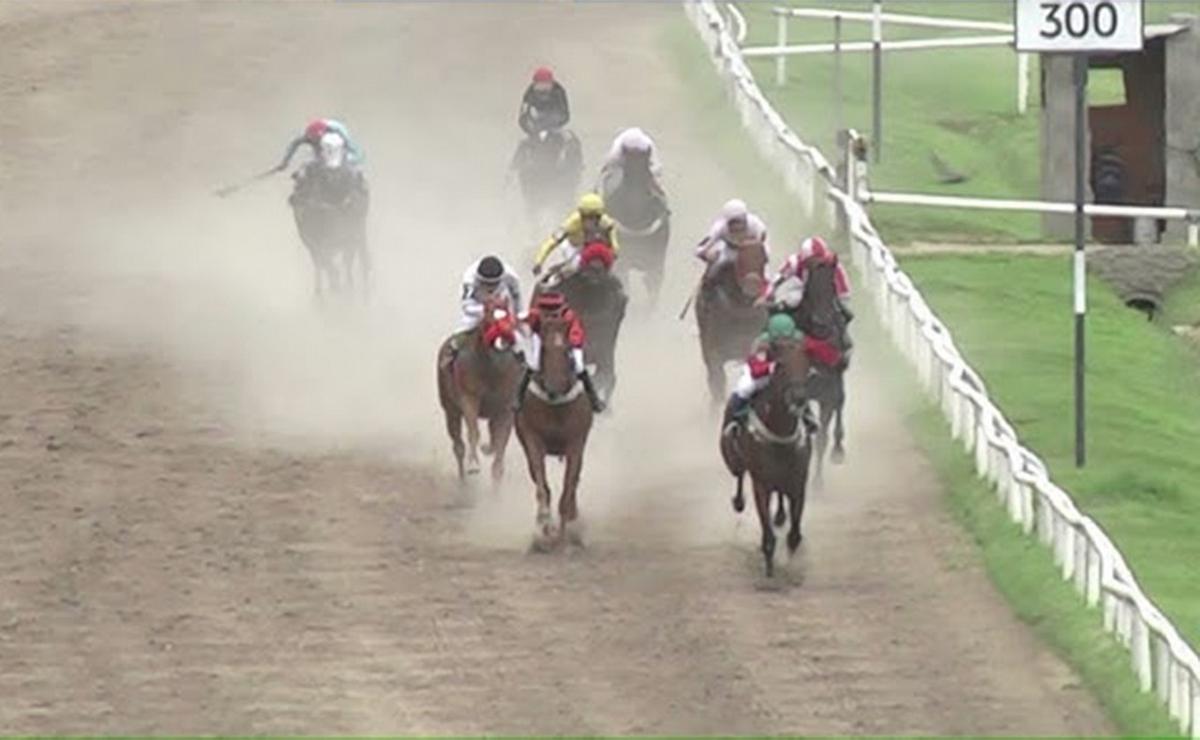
[{"xmin": 1015, "ymin": 0, "xmax": 1144, "ymax": 52}]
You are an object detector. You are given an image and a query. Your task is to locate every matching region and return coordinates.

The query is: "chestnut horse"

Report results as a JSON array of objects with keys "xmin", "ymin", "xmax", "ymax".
[
  {"xmin": 695, "ymin": 240, "xmax": 769, "ymax": 406},
  {"xmin": 515, "ymin": 309, "xmax": 594, "ymax": 548},
  {"xmin": 720, "ymin": 337, "xmax": 813, "ymax": 577},
  {"xmin": 436, "ymin": 295, "xmax": 522, "ymax": 482}
]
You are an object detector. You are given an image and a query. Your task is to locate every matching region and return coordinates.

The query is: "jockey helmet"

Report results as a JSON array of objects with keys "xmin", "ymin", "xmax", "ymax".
[
  {"xmin": 319, "ymin": 132, "xmax": 346, "ymax": 168},
  {"xmin": 618, "ymin": 127, "xmax": 653, "ymax": 154},
  {"xmin": 476, "ymin": 255, "xmax": 505, "ymax": 284},
  {"xmin": 798, "ymin": 236, "xmax": 831, "ymax": 262},
  {"xmin": 532, "ymin": 66, "xmax": 555, "ymax": 84},
  {"xmin": 534, "ymin": 291, "xmax": 567, "ymax": 313},
  {"xmin": 722, "ymin": 198, "xmax": 748, "ymax": 224},
  {"xmin": 578, "ymin": 192, "xmax": 605, "ymax": 217},
  {"xmin": 766, "ymin": 313, "xmax": 799, "ymax": 342},
  {"xmin": 580, "ymin": 241, "xmax": 615, "ymax": 271},
  {"xmin": 305, "ymin": 118, "xmax": 329, "ymax": 142}
]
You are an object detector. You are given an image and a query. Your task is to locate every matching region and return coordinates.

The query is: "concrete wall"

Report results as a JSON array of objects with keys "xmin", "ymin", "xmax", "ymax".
[
  {"xmin": 1165, "ymin": 15, "xmax": 1200, "ymax": 242},
  {"xmin": 1040, "ymin": 54, "xmax": 1091, "ymax": 239}
]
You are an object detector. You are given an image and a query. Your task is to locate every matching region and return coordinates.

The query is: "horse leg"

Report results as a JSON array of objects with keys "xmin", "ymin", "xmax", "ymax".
[
  {"xmin": 523, "ymin": 436, "xmax": 554, "ymax": 538},
  {"xmin": 461, "ymin": 397, "xmax": 482, "ymax": 475},
  {"xmin": 751, "ymin": 478, "xmax": 776, "ymax": 578},
  {"xmin": 773, "ymin": 491, "xmax": 788, "ymax": 528},
  {"xmin": 443, "ymin": 405, "xmax": 466, "ymax": 481},
  {"xmin": 831, "ymin": 382, "xmax": 847, "ymax": 464},
  {"xmin": 704, "ymin": 357, "xmax": 726, "ymax": 410},
  {"xmin": 487, "ymin": 414, "xmax": 513, "ymax": 485},
  {"xmin": 560, "ymin": 439, "xmax": 587, "ymax": 545},
  {"xmin": 815, "ymin": 401, "xmax": 833, "ymax": 487},
  {"xmin": 731, "ymin": 472, "xmax": 745, "ymax": 513},
  {"xmin": 786, "ymin": 484, "xmax": 806, "ymax": 555}
]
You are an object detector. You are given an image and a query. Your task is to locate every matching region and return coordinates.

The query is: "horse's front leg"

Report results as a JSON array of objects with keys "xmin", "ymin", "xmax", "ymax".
[
  {"xmin": 487, "ymin": 413, "xmax": 514, "ymax": 485},
  {"xmin": 751, "ymin": 477, "xmax": 776, "ymax": 578},
  {"xmin": 460, "ymin": 396, "xmax": 482, "ymax": 475},
  {"xmin": 560, "ymin": 433, "xmax": 589, "ymax": 545},
  {"xmin": 521, "ymin": 432, "xmax": 554, "ymax": 539},
  {"xmin": 832, "ymin": 387, "xmax": 847, "ymax": 464}
]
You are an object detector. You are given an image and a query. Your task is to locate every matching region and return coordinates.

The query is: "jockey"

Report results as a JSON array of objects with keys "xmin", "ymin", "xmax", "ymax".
[
  {"xmin": 444, "ymin": 255, "xmax": 523, "ymax": 363},
  {"xmin": 533, "ymin": 193, "xmax": 621, "ymax": 276},
  {"xmin": 724, "ymin": 313, "xmax": 818, "ymax": 432},
  {"xmin": 766, "ymin": 236, "xmax": 854, "ymax": 326},
  {"xmin": 515, "ymin": 292, "xmax": 605, "ymax": 413},
  {"xmin": 695, "ymin": 198, "xmax": 771, "ymax": 285},
  {"xmin": 518, "ymin": 66, "xmax": 570, "ymax": 137},
  {"xmin": 275, "ymin": 118, "xmax": 365, "ymax": 173},
  {"xmin": 600, "ymin": 127, "xmax": 665, "ymax": 196}
]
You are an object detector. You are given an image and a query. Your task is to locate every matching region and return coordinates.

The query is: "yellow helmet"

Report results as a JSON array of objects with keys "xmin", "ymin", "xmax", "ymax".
[{"xmin": 578, "ymin": 192, "xmax": 605, "ymax": 216}]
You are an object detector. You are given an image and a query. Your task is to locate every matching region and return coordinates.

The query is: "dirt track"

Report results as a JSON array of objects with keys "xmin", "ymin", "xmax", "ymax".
[{"xmin": 0, "ymin": 2, "xmax": 1112, "ymax": 734}]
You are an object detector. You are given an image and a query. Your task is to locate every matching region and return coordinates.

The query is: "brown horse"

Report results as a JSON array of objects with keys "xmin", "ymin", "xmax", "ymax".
[
  {"xmin": 720, "ymin": 337, "xmax": 813, "ymax": 577},
  {"xmin": 436, "ymin": 295, "xmax": 522, "ymax": 482},
  {"xmin": 791, "ymin": 257, "xmax": 849, "ymax": 484},
  {"xmin": 515, "ymin": 310, "xmax": 594, "ymax": 549},
  {"xmin": 695, "ymin": 240, "xmax": 769, "ymax": 406}
]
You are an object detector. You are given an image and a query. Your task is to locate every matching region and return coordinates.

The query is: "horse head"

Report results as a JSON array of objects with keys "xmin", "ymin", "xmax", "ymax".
[
  {"xmin": 767, "ymin": 337, "xmax": 813, "ymax": 417},
  {"xmin": 478, "ymin": 294, "xmax": 518, "ymax": 354},
  {"xmin": 795, "ymin": 257, "xmax": 842, "ymax": 340},
  {"xmin": 731, "ymin": 238, "xmax": 769, "ymax": 301},
  {"xmin": 534, "ymin": 311, "xmax": 576, "ymax": 398}
]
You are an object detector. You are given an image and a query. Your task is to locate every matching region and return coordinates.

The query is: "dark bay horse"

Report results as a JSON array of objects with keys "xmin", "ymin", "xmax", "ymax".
[
  {"xmin": 720, "ymin": 337, "xmax": 813, "ymax": 577},
  {"xmin": 599, "ymin": 162, "xmax": 670, "ymax": 307},
  {"xmin": 436, "ymin": 296, "xmax": 523, "ymax": 482},
  {"xmin": 791, "ymin": 257, "xmax": 850, "ymax": 483},
  {"xmin": 289, "ymin": 162, "xmax": 371, "ymax": 300},
  {"xmin": 515, "ymin": 310, "xmax": 594, "ymax": 549},
  {"xmin": 538, "ymin": 264, "xmax": 628, "ymax": 408},
  {"xmin": 694, "ymin": 240, "xmax": 769, "ymax": 406}
]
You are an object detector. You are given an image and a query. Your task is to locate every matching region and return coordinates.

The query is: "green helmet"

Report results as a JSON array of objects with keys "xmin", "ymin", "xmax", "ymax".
[{"xmin": 766, "ymin": 313, "xmax": 798, "ymax": 341}]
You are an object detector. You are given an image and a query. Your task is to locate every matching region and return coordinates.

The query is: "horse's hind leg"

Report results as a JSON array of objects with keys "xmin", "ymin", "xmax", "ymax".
[
  {"xmin": 703, "ymin": 357, "xmax": 726, "ymax": 410},
  {"xmin": 831, "ymin": 378, "xmax": 847, "ymax": 464},
  {"xmin": 487, "ymin": 414, "xmax": 513, "ymax": 485},
  {"xmin": 815, "ymin": 402, "xmax": 833, "ymax": 486},
  {"xmin": 461, "ymin": 398, "xmax": 483, "ymax": 475},
  {"xmin": 773, "ymin": 491, "xmax": 787, "ymax": 528},
  {"xmin": 751, "ymin": 478, "xmax": 776, "ymax": 577},
  {"xmin": 786, "ymin": 486, "xmax": 806, "ymax": 555}
]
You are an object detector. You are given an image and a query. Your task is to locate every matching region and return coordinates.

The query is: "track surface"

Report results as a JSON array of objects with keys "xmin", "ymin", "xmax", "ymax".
[{"xmin": 0, "ymin": 2, "xmax": 1110, "ymax": 734}]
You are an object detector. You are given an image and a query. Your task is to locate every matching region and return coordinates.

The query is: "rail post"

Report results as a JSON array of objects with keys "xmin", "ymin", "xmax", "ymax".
[{"xmin": 775, "ymin": 8, "xmax": 788, "ymax": 86}]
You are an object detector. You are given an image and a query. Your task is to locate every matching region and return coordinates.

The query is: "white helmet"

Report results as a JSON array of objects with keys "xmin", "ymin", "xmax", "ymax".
[
  {"xmin": 721, "ymin": 198, "xmax": 748, "ymax": 222},
  {"xmin": 618, "ymin": 127, "xmax": 653, "ymax": 154},
  {"xmin": 319, "ymin": 131, "xmax": 347, "ymax": 168}
]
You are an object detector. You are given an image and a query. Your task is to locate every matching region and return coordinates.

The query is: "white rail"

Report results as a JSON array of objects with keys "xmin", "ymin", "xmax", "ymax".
[
  {"xmin": 743, "ymin": 35, "xmax": 1015, "ymax": 57},
  {"xmin": 773, "ymin": 5, "xmax": 1015, "ymax": 33},
  {"xmin": 685, "ymin": 2, "xmax": 1200, "ymax": 735}
]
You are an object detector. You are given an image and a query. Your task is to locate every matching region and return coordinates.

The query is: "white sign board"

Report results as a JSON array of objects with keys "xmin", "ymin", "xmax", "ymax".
[{"xmin": 1015, "ymin": 0, "xmax": 1144, "ymax": 52}]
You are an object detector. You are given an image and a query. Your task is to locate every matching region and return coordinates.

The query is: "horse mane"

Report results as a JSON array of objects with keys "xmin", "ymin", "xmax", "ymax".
[{"xmin": 796, "ymin": 259, "xmax": 839, "ymax": 330}]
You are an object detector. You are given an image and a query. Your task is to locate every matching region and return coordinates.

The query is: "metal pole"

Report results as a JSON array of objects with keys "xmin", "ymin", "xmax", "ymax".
[
  {"xmin": 1073, "ymin": 54, "xmax": 1088, "ymax": 468},
  {"xmin": 834, "ymin": 14, "xmax": 844, "ymax": 153},
  {"xmin": 872, "ymin": 0, "xmax": 883, "ymax": 162},
  {"xmin": 775, "ymin": 10, "xmax": 788, "ymax": 87}
]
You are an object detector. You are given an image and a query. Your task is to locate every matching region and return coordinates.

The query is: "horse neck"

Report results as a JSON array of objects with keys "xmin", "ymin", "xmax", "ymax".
[{"xmin": 754, "ymin": 363, "xmax": 801, "ymax": 435}]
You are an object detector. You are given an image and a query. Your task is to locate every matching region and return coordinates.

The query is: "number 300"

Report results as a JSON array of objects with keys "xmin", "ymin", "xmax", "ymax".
[{"xmin": 1040, "ymin": 1, "xmax": 1119, "ymax": 39}]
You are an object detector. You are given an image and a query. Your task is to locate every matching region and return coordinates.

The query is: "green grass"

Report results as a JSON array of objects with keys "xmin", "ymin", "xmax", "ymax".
[
  {"xmin": 665, "ymin": 14, "xmax": 1191, "ymax": 735},
  {"xmin": 736, "ymin": 1, "xmax": 1197, "ymax": 243},
  {"xmin": 898, "ymin": 253, "xmax": 1200, "ymax": 653},
  {"xmin": 1162, "ymin": 264, "xmax": 1200, "ymax": 329}
]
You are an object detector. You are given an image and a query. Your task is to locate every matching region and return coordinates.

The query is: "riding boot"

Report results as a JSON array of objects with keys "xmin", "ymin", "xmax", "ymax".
[
  {"xmin": 579, "ymin": 370, "xmax": 606, "ymax": 414},
  {"xmin": 838, "ymin": 300, "xmax": 855, "ymax": 325},
  {"xmin": 512, "ymin": 368, "xmax": 532, "ymax": 412},
  {"xmin": 723, "ymin": 394, "xmax": 752, "ymax": 435}
]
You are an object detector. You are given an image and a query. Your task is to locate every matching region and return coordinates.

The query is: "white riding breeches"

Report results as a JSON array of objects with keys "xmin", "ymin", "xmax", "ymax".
[{"xmin": 733, "ymin": 366, "xmax": 770, "ymax": 400}]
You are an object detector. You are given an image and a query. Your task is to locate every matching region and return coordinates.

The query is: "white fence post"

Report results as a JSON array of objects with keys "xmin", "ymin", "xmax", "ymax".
[
  {"xmin": 775, "ymin": 10, "xmax": 788, "ymax": 87},
  {"xmin": 1017, "ymin": 53, "xmax": 1030, "ymax": 115}
]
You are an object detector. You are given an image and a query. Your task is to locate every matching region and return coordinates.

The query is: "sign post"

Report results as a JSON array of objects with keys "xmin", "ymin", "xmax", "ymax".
[{"xmin": 1014, "ymin": 0, "xmax": 1144, "ymax": 467}]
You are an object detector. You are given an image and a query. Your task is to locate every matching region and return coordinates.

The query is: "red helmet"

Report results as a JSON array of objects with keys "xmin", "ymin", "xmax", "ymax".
[
  {"xmin": 304, "ymin": 119, "xmax": 329, "ymax": 142},
  {"xmin": 799, "ymin": 236, "xmax": 832, "ymax": 262},
  {"xmin": 534, "ymin": 291, "xmax": 566, "ymax": 312},
  {"xmin": 532, "ymin": 66, "xmax": 554, "ymax": 84},
  {"xmin": 579, "ymin": 242, "xmax": 615, "ymax": 271}
]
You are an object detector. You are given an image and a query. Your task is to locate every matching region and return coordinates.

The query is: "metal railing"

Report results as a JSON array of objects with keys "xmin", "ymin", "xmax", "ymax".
[{"xmin": 685, "ymin": 2, "xmax": 1200, "ymax": 735}]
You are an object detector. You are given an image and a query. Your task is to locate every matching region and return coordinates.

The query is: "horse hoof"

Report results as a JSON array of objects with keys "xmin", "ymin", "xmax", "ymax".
[
  {"xmin": 831, "ymin": 447, "xmax": 846, "ymax": 465},
  {"xmin": 731, "ymin": 495, "xmax": 745, "ymax": 513},
  {"xmin": 480, "ymin": 444, "xmax": 494, "ymax": 456},
  {"xmin": 563, "ymin": 520, "xmax": 585, "ymax": 547},
  {"xmin": 773, "ymin": 507, "xmax": 787, "ymax": 528},
  {"xmin": 787, "ymin": 530, "xmax": 802, "ymax": 554}
]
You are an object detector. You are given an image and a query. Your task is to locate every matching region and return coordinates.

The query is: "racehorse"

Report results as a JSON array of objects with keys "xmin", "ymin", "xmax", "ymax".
[
  {"xmin": 536, "ymin": 261, "xmax": 628, "ymax": 409},
  {"xmin": 599, "ymin": 162, "xmax": 670, "ymax": 307},
  {"xmin": 512, "ymin": 129, "xmax": 583, "ymax": 236},
  {"xmin": 436, "ymin": 295, "xmax": 523, "ymax": 483},
  {"xmin": 694, "ymin": 240, "xmax": 769, "ymax": 406},
  {"xmin": 720, "ymin": 336, "xmax": 813, "ymax": 577},
  {"xmin": 790, "ymin": 257, "xmax": 849, "ymax": 484},
  {"xmin": 514, "ymin": 308, "xmax": 594, "ymax": 549},
  {"xmin": 289, "ymin": 161, "xmax": 370, "ymax": 300}
]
